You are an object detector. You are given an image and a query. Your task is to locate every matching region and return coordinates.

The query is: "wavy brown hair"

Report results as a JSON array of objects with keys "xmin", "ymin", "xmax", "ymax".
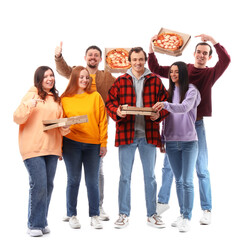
[
  {"xmin": 61, "ymin": 66, "xmax": 93, "ymax": 98},
  {"xmin": 34, "ymin": 66, "xmax": 60, "ymax": 102}
]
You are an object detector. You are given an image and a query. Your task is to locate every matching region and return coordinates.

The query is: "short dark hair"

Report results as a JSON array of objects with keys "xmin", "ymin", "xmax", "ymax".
[
  {"xmin": 128, "ymin": 47, "xmax": 147, "ymax": 62},
  {"xmin": 195, "ymin": 42, "xmax": 213, "ymax": 56},
  {"xmin": 85, "ymin": 45, "xmax": 102, "ymax": 57}
]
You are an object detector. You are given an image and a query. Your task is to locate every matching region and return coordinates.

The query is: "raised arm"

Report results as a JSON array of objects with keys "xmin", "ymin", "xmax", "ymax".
[{"xmin": 55, "ymin": 41, "xmax": 73, "ymax": 79}]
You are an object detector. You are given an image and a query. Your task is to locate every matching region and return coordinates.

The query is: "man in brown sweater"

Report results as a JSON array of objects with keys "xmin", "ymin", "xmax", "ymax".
[{"xmin": 55, "ymin": 42, "xmax": 115, "ymax": 226}]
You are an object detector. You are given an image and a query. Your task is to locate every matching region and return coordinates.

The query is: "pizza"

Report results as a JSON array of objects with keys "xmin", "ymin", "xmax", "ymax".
[
  {"xmin": 106, "ymin": 48, "xmax": 131, "ymax": 69},
  {"xmin": 154, "ymin": 33, "xmax": 183, "ymax": 51}
]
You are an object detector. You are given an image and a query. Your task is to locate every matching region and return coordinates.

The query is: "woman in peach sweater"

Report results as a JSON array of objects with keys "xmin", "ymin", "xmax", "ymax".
[
  {"xmin": 61, "ymin": 66, "xmax": 108, "ymax": 229},
  {"xmin": 14, "ymin": 66, "xmax": 69, "ymax": 237}
]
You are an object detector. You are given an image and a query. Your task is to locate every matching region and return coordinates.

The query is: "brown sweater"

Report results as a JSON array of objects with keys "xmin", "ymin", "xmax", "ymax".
[{"xmin": 55, "ymin": 55, "xmax": 116, "ymax": 102}]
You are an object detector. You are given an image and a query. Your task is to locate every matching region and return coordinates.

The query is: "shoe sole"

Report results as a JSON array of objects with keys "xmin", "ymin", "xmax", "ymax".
[
  {"xmin": 114, "ymin": 223, "xmax": 129, "ymax": 229},
  {"xmin": 147, "ymin": 222, "xmax": 166, "ymax": 228}
]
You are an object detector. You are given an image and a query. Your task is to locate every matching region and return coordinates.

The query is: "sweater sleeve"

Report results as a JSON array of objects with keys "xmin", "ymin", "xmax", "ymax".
[
  {"xmin": 55, "ymin": 55, "xmax": 73, "ymax": 79},
  {"xmin": 163, "ymin": 87, "xmax": 201, "ymax": 113},
  {"xmin": 148, "ymin": 53, "xmax": 170, "ymax": 78},
  {"xmin": 210, "ymin": 43, "xmax": 231, "ymax": 85},
  {"xmin": 98, "ymin": 95, "xmax": 108, "ymax": 147},
  {"xmin": 13, "ymin": 92, "xmax": 35, "ymax": 125}
]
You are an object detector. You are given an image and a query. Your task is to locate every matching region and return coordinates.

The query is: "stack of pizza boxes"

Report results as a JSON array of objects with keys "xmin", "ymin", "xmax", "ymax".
[{"xmin": 153, "ymin": 28, "xmax": 191, "ymax": 57}]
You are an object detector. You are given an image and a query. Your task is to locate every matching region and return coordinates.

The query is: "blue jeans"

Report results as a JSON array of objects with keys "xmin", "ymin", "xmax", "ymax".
[
  {"xmin": 166, "ymin": 141, "xmax": 198, "ymax": 220},
  {"xmin": 118, "ymin": 138, "xmax": 157, "ymax": 217},
  {"xmin": 24, "ymin": 155, "xmax": 58, "ymax": 230},
  {"xmin": 158, "ymin": 119, "xmax": 212, "ymax": 211},
  {"xmin": 62, "ymin": 137, "xmax": 100, "ymax": 217}
]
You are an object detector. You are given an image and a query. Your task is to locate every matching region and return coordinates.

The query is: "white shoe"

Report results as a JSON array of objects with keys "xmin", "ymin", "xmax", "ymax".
[
  {"xmin": 62, "ymin": 215, "xmax": 71, "ymax": 222},
  {"xmin": 114, "ymin": 214, "xmax": 129, "ymax": 229},
  {"xmin": 200, "ymin": 210, "xmax": 211, "ymax": 225},
  {"xmin": 69, "ymin": 216, "xmax": 81, "ymax": 229},
  {"xmin": 42, "ymin": 226, "xmax": 50, "ymax": 234},
  {"xmin": 156, "ymin": 203, "xmax": 170, "ymax": 215},
  {"xmin": 171, "ymin": 215, "xmax": 183, "ymax": 227},
  {"xmin": 99, "ymin": 206, "xmax": 110, "ymax": 221},
  {"xmin": 178, "ymin": 219, "xmax": 191, "ymax": 232},
  {"xmin": 27, "ymin": 228, "xmax": 43, "ymax": 237},
  {"xmin": 147, "ymin": 214, "xmax": 166, "ymax": 228},
  {"xmin": 91, "ymin": 216, "xmax": 103, "ymax": 229}
]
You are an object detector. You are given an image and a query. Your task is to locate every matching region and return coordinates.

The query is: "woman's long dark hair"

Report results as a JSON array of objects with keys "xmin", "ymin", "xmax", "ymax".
[
  {"xmin": 167, "ymin": 61, "xmax": 189, "ymax": 103},
  {"xmin": 34, "ymin": 66, "xmax": 60, "ymax": 102}
]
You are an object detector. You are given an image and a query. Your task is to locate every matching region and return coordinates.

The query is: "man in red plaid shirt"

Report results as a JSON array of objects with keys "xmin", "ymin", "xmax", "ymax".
[{"xmin": 106, "ymin": 47, "xmax": 169, "ymax": 229}]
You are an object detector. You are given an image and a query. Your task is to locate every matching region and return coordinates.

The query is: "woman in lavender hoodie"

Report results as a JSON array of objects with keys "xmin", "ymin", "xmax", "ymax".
[{"xmin": 153, "ymin": 61, "xmax": 201, "ymax": 233}]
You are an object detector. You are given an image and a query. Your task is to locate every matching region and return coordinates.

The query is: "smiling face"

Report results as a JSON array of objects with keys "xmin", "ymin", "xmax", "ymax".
[
  {"xmin": 130, "ymin": 51, "xmax": 146, "ymax": 76},
  {"xmin": 85, "ymin": 48, "xmax": 102, "ymax": 69},
  {"xmin": 78, "ymin": 69, "xmax": 90, "ymax": 93},
  {"xmin": 194, "ymin": 45, "xmax": 212, "ymax": 68},
  {"xmin": 170, "ymin": 65, "xmax": 179, "ymax": 86},
  {"xmin": 42, "ymin": 69, "xmax": 55, "ymax": 92}
]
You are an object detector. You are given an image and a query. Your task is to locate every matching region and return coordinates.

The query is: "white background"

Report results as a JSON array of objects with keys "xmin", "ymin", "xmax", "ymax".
[{"xmin": 0, "ymin": 0, "xmax": 241, "ymax": 239}]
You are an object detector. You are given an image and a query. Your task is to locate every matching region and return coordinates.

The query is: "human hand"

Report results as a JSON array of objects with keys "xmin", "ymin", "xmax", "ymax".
[
  {"xmin": 150, "ymin": 111, "xmax": 160, "ymax": 121},
  {"xmin": 55, "ymin": 41, "xmax": 63, "ymax": 58},
  {"xmin": 28, "ymin": 94, "xmax": 45, "ymax": 109},
  {"xmin": 195, "ymin": 34, "xmax": 217, "ymax": 45},
  {"xmin": 117, "ymin": 105, "xmax": 126, "ymax": 118},
  {"xmin": 100, "ymin": 147, "xmax": 107, "ymax": 158},
  {"xmin": 149, "ymin": 35, "xmax": 158, "ymax": 53},
  {"xmin": 152, "ymin": 102, "xmax": 164, "ymax": 112},
  {"xmin": 160, "ymin": 143, "xmax": 166, "ymax": 153}
]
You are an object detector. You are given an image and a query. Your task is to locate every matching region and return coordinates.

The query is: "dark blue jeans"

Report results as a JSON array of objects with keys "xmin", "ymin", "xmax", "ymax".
[
  {"xmin": 62, "ymin": 137, "xmax": 100, "ymax": 217},
  {"xmin": 24, "ymin": 155, "xmax": 58, "ymax": 230}
]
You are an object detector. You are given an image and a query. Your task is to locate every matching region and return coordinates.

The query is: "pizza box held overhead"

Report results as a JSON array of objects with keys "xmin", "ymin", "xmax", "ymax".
[{"xmin": 153, "ymin": 28, "xmax": 191, "ymax": 56}]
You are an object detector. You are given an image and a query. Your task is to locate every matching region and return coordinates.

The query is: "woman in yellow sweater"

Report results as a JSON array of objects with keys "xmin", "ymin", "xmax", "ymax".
[
  {"xmin": 14, "ymin": 66, "xmax": 69, "ymax": 237},
  {"xmin": 61, "ymin": 66, "xmax": 108, "ymax": 229}
]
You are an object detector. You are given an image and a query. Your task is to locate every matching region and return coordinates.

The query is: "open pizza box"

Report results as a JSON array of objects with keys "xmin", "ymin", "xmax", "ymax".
[
  {"xmin": 153, "ymin": 28, "xmax": 191, "ymax": 56},
  {"xmin": 104, "ymin": 48, "xmax": 131, "ymax": 73},
  {"xmin": 120, "ymin": 105, "xmax": 156, "ymax": 116},
  {"xmin": 43, "ymin": 115, "xmax": 88, "ymax": 131}
]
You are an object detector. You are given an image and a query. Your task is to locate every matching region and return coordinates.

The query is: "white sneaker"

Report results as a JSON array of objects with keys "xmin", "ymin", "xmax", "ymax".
[
  {"xmin": 27, "ymin": 228, "xmax": 43, "ymax": 237},
  {"xmin": 114, "ymin": 214, "xmax": 129, "ymax": 229},
  {"xmin": 147, "ymin": 214, "xmax": 166, "ymax": 228},
  {"xmin": 156, "ymin": 203, "xmax": 170, "ymax": 215},
  {"xmin": 91, "ymin": 216, "xmax": 103, "ymax": 229},
  {"xmin": 42, "ymin": 226, "xmax": 50, "ymax": 234},
  {"xmin": 200, "ymin": 210, "xmax": 211, "ymax": 225},
  {"xmin": 69, "ymin": 216, "xmax": 81, "ymax": 229},
  {"xmin": 178, "ymin": 219, "xmax": 191, "ymax": 232},
  {"xmin": 62, "ymin": 215, "xmax": 71, "ymax": 222},
  {"xmin": 171, "ymin": 215, "xmax": 183, "ymax": 227},
  {"xmin": 99, "ymin": 206, "xmax": 110, "ymax": 221}
]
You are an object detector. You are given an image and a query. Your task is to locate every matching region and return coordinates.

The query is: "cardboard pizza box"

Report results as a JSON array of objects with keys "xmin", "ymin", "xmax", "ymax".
[
  {"xmin": 104, "ymin": 48, "xmax": 131, "ymax": 73},
  {"xmin": 43, "ymin": 115, "xmax": 88, "ymax": 131},
  {"xmin": 153, "ymin": 28, "xmax": 191, "ymax": 56},
  {"xmin": 120, "ymin": 105, "xmax": 156, "ymax": 116}
]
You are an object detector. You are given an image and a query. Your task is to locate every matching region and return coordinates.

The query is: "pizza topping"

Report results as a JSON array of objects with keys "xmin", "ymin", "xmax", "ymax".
[
  {"xmin": 154, "ymin": 33, "xmax": 183, "ymax": 51},
  {"xmin": 106, "ymin": 48, "xmax": 131, "ymax": 69}
]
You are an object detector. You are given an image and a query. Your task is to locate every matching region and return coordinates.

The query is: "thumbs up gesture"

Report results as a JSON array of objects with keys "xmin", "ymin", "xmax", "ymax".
[{"xmin": 55, "ymin": 41, "xmax": 63, "ymax": 58}]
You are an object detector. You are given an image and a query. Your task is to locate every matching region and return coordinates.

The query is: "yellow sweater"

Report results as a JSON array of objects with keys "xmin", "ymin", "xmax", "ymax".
[
  {"xmin": 13, "ymin": 87, "xmax": 69, "ymax": 160},
  {"xmin": 61, "ymin": 91, "xmax": 108, "ymax": 147}
]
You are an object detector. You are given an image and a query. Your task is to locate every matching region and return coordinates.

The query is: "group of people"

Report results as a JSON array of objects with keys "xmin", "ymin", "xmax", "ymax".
[{"xmin": 13, "ymin": 33, "xmax": 230, "ymax": 237}]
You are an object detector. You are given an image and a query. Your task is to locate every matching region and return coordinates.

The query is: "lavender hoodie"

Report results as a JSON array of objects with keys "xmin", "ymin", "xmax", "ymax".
[{"xmin": 163, "ymin": 84, "xmax": 201, "ymax": 142}]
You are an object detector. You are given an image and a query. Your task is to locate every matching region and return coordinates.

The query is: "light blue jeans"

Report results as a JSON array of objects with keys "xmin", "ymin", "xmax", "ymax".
[
  {"xmin": 158, "ymin": 119, "xmax": 212, "ymax": 211},
  {"xmin": 118, "ymin": 138, "xmax": 157, "ymax": 217},
  {"xmin": 166, "ymin": 141, "xmax": 198, "ymax": 220},
  {"xmin": 24, "ymin": 155, "xmax": 58, "ymax": 230}
]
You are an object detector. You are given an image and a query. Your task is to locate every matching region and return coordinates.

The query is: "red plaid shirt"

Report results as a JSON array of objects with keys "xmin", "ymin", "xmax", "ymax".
[{"xmin": 106, "ymin": 72, "xmax": 169, "ymax": 147}]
